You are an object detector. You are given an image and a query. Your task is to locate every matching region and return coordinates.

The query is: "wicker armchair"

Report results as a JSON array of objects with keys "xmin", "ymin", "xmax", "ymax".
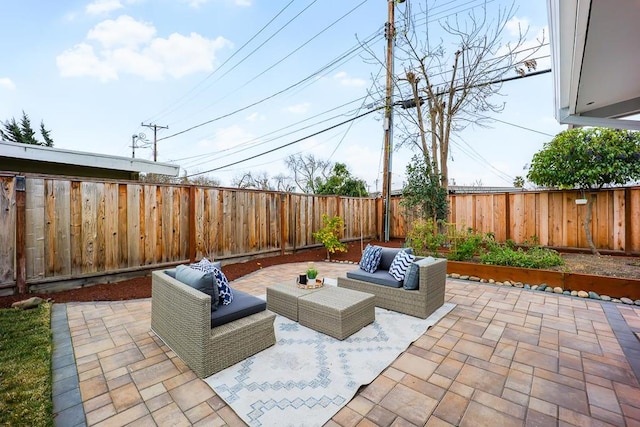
[
  {"xmin": 337, "ymin": 258, "xmax": 447, "ymax": 319},
  {"xmin": 151, "ymin": 270, "xmax": 276, "ymax": 378}
]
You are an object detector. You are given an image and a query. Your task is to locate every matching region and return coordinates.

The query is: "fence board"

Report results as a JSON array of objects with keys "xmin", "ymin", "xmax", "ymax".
[
  {"xmin": 631, "ymin": 188, "xmax": 640, "ymax": 252},
  {"xmin": 105, "ymin": 183, "xmax": 119, "ymax": 270},
  {"xmin": 26, "ymin": 178, "xmax": 45, "ymax": 279},
  {"xmin": 80, "ymin": 182, "xmax": 98, "ymax": 273},
  {"xmin": 0, "ymin": 177, "xmax": 15, "ymax": 283},
  {"xmin": 613, "ymin": 190, "xmax": 625, "ymax": 251},
  {"xmin": 118, "ymin": 184, "xmax": 128, "ymax": 268},
  {"xmin": 127, "ymin": 184, "xmax": 141, "ymax": 267}
]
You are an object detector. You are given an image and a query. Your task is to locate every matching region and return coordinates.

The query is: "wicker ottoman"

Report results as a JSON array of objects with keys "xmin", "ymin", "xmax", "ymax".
[
  {"xmin": 298, "ymin": 286, "xmax": 375, "ymax": 340},
  {"xmin": 266, "ymin": 282, "xmax": 323, "ymax": 321}
]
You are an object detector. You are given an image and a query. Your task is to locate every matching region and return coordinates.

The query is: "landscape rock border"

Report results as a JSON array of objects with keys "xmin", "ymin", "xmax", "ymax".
[{"xmin": 448, "ymin": 273, "xmax": 640, "ymax": 306}]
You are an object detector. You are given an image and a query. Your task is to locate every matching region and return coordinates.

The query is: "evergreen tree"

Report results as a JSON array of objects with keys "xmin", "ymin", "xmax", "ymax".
[{"xmin": 0, "ymin": 111, "xmax": 54, "ymax": 147}]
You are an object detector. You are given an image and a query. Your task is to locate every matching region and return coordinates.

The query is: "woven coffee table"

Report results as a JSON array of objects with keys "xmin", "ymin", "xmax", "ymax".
[
  {"xmin": 266, "ymin": 282, "xmax": 324, "ymax": 321},
  {"xmin": 298, "ymin": 286, "xmax": 375, "ymax": 340}
]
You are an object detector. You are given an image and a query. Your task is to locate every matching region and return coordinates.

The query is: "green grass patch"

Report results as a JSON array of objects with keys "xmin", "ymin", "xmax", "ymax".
[{"xmin": 0, "ymin": 304, "xmax": 53, "ymax": 427}]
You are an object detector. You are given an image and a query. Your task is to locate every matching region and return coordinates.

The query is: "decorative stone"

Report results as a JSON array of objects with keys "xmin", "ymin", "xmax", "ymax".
[
  {"xmin": 571, "ymin": 290, "xmax": 578, "ymax": 296},
  {"xmin": 469, "ymin": 276, "xmax": 481, "ymax": 282},
  {"xmin": 503, "ymin": 280, "xmax": 511, "ymax": 286},
  {"xmin": 612, "ymin": 298, "xmax": 621, "ymax": 303},
  {"xmin": 553, "ymin": 287, "xmax": 564, "ymax": 294},
  {"xmin": 545, "ymin": 287, "xmax": 554, "ymax": 292},
  {"xmin": 621, "ymin": 297, "xmax": 634, "ymax": 305},
  {"xmin": 480, "ymin": 279, "xmax": 488, "ymax": 283},
  {"xmin": 600, "ymin": 295, "xmax": 612, "ymax": 302},
  {"xmin": 588, "ymin": 291, "xmax": 601, "ymax": 300},
  {"xmin": 11, "ymin": 297, "xmax": 45, "ymax": 309},
  {"xmin": 531, "ymin": 285, "xmax": 539, "ymax": 291},
  {"xmin": 495, "ymin": 282, "xmax": 503, "ymax": 286},
  {"xmin": 563, "ymin": 291, "xmax": 571, "ymax": 295},
  {"xmin": 577, "ymin": 291, "xmax": 589, "ymax": 298},
  {"xmin": 524, "ymin": 284, "xmax": 531, "ymax": 290},
  {"xmin": 450, "ymin": 273, "xmax": 461, "ymax": 279},
  {"xmin": 460, "ymin": 275, "xmax": 470, "ymax": 280},
  {"xmin": 488, "ymin": 279, "xmax": 495, "ymax": 284},
  {"xmin": 538, "ymin": 284, "xmax": 548, "ymax": 292},
  {"xmin": 635, "ymin": 300, "xmax": 640, "ymax": 306},
  {"xmin": 514, "ymin": 282, "xmax": 524, "ymax": 288}
]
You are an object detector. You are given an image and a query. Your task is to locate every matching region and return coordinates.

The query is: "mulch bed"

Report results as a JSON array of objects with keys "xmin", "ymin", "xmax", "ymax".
[{"xmin": 0, "ymin": 240, "xmax": 402, "ymax": 309}]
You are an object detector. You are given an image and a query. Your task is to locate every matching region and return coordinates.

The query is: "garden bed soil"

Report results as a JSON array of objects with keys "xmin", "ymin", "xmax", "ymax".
[{"xmin": 1, "ymin": 240, "xmax": 638, "ymax": 309}]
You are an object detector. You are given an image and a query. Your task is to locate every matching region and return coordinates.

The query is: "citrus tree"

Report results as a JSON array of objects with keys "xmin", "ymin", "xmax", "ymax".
[{"xmin": 527, "ymin": 127, "xmax": 640, "ymax": 255}]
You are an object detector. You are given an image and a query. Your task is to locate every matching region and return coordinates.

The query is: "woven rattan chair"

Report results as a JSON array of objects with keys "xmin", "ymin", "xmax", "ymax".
[
  {"xmin": 151, "ymin": 270, "xmax": 276, "ymax": 378},
  {"xmin": 337, "ymin": 258, "xmax": 447, "ymax": 319}
]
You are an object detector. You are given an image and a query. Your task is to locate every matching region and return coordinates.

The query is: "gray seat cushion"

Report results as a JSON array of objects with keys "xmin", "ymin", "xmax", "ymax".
[
  {"xmin": 346, "ymin": 268, "xmax": 402, "ymax": 288},
  {"xmin": 210, "ymin": 289, "xmax": 266, "ymax": 328}
]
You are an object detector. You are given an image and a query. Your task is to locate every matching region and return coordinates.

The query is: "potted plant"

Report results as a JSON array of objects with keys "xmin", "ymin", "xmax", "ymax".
[{"xmin": 306, "ymin": 262, "xmax": 319, "ymax": 282}]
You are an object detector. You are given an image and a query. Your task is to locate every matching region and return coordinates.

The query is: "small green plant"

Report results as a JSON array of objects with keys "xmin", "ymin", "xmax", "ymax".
[
  {"xmin": 313, "ymin": 214, "xmax": 347, "ymax": 260},
  {"xmin": 405, "ymin": 219, "xmax": 447, "ymax": 256},
  {"xmin": 306, "ymin": 268, "xmax": 318, "ymax": 279},
  {"xmin": 447, "ymin": 227, "xmax": 487, "ymax": 261}
]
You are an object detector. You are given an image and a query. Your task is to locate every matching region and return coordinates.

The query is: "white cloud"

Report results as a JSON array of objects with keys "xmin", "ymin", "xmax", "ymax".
[
  {"xmin": 180, "ymin": 0, "xmax": 252, "ymax": 7},
  {"xmin": 333, "ymin": 71, "xmax": 366, "ymax": 88},
  {"xmin": 198, "ymin": 125, "xmax": 255, "ymax": 151},
  {"xmin": 285, "ymin": 103, "xmax": 311, "ymax": 114},
  {"xmin": 56, "ymin": 43, "xmax": 118, "ymax": 82},
  {"xmin": 0, "ymin": 78, "xmax": 16, "ymax": 90},
  {"xmin": 86, "ymin": 0, "xmax": 124, "ymax": 15},
  {"xmin": 506, "ymin": 17, "xmax": 530, "ymax": 37},
  {"xmin": 87, "ymin": 15, "xmax": 156, "ymax": 48},
  {"xmin": 57, "ymin": 15, "xmax": 231, "ymax": 81},
  {"xmin": 246, "ymin": 112, "xmax": 265, "ymax": 122}
]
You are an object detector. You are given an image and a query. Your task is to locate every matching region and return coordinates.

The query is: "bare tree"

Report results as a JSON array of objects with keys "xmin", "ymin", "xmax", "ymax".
[
  {"xmin": 367, "ymin": 1, "xmax": 544, "ymax": 189},
  {"xmin": 284, "ymin": 154, "xmax": 333, "ymax": 193},
  {"xmin": 231, "ymin": 171, "xmax": 275, "ymax": 190}
]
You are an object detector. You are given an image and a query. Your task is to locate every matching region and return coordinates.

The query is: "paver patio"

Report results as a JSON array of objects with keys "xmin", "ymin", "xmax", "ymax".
[{"xmin": 51, "ymin": 262, "xmax": 640, "ymax": 426}]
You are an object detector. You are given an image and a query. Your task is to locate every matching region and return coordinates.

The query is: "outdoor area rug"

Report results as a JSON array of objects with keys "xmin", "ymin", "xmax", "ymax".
[{"xmin": 204, "ymin": 302, "xmax": 455, "ymax": 427}]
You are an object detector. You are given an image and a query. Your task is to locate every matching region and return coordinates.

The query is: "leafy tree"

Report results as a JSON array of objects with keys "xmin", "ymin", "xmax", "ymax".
[
  {"xmin": 401, "ymin": 154, "xmax": 448, "ymax": 223},
  {"xmin": 312, "ymin": 214, "xmax": 347, "ymax": 260},
  {"xmin": 527, "ymin": 127, "xmax": 640, "ymax": 255},
  {"xmin": 513, "ymin": 176, "xmax": 525, "ymax": 188},
  {"xmin": 1, "ymin": 111, "xmax": 54, "ymax": 147},
  {"xmin": 315, "ymin": 163, "xmax": 367, "ymax": 197},
  {"xmin": 284, "ymin": 154, "xmax": 332, "ymax": 193}
]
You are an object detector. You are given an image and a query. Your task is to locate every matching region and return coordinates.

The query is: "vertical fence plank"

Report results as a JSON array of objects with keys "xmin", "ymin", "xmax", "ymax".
[
  {"xmin": 117, "ymin": 184, "xmax": 128, "ymax": 268},
  {"xmin": 629, "ymin": 188, "xmax": 640, "ymax": 252},
  {"xmin": 105, "ymin": 183, "xmax": 119, "ymax": 270},
  {"xmin": 127, "ymin": 184, "xmax": 141, "ymax": 267},
  {"xmin": 613, "ymin": 189, "xmax": 626, "ymax": 251},
  {"xmin": 69, "ymin": 181, "xmax": 82, "ymax": 275},
  {"xmin": 81, "ymin": 182, "xmax": 98, "ymax": 273},
  {"xmin": 54, "ymin": 181, "xmax": 71, "ymax": 275},
  {"xmin": 0, "ymin": 177, "xmax": 15, "ymax": 284}
]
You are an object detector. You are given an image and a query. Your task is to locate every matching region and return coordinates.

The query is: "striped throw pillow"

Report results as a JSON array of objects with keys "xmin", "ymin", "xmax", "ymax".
[{"xmin": 389, "ymin": 250, "xmax": 416, "ymax": 281}]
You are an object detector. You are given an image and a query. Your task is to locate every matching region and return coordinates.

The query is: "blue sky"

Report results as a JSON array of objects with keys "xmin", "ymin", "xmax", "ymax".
[{"xmin": 0, "ymin": 0, "xmax": 564, "ymax": 190}]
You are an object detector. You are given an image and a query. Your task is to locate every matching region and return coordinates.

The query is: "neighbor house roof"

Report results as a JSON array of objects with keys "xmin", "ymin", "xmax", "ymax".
[
  {"xmin": 547, "ymin": 0, "xmax": 640, "ymax": 130},
  {"xmin": 0, "ymin": 140, "xmax": 180, "ymax": 180}
]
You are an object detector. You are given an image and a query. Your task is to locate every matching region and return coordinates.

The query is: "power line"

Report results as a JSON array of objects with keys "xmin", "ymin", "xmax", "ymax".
[
  {"xmin": 143, "ymin": 0, "xmax": 300, "ymax": 124},
  {"xmin": 186, "ymin": 107, "xmax": 382, "ymax": 177}
]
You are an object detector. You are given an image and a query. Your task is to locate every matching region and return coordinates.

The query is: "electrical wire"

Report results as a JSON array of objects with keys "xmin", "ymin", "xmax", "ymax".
[{"xmin": 186, "ymin": 107, "xmax": 382, "ymax": 177}]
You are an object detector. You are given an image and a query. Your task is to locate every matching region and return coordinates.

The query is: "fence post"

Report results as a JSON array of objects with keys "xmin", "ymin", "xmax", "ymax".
[
  {"xmin": 15, "ymin": 176, "xmax": 26, "ymax": 294},
  {"xmin": 504, "ymin": 192, "xmax": 511, "ymax": 241},
  {"xmin": 188, "ymin": 186, "xmax": 196, "ymax": 262},
  {"xmin": 625, "ymin": 187, "xmax": 632, "ymax": 255},
  {"xmin": 280, "ymin": 194, "xmax": 286, "ymax": 256}
]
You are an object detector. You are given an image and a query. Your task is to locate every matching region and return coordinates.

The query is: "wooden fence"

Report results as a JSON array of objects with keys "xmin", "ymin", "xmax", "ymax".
[
  {"xmin": 2, "ymin": 173, "xmax": 639, "ymax": 295},
  {"xmin": 390, "ymin": 187, "xmax": 640, "ymax": 253},
  {"xmin": 0, "ymin": 174, "xmax": 378, "ymax": 295}
]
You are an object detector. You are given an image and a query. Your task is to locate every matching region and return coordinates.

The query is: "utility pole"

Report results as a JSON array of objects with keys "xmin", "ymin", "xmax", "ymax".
[
  {"xmin": 382, "ymin": 0, "xmax": 403, "ymax": 241},
  {"xmin": 141, "ymin": 123, "xmax": 168, "ymax": 161}
]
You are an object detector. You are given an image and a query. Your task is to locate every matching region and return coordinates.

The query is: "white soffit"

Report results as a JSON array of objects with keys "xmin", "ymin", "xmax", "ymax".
[
  {"xmin": 0, "ymin": 140, "xmax": 180, "ymax": 176},
  {"xmin": 548, "ymin": 0, "xmax": 640, "ymax": 130}
]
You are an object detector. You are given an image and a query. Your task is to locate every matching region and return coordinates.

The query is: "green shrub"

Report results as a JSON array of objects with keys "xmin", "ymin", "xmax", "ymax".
[
  {"xmin": 405, "ymin": 219, "xmax": 447, "ymax": 256},
  {"xmin": 313, "ymin": 214, "xmax": 347, "ymax": 260},
  {"xmin": 447, "ymin": 227, "xmax": 487, "ymax": 261},
  {"xmin": 481, "ymin": 245, "xmax": 564, "ymax": 269}
]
